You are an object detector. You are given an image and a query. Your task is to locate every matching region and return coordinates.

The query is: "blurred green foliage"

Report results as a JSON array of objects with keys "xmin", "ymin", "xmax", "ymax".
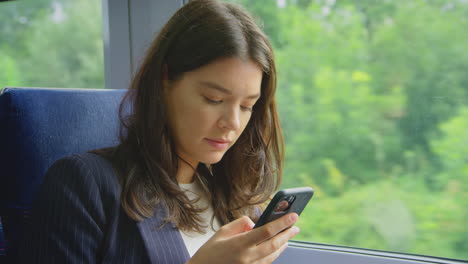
[
  {"xmin": 0, "ymin": 0, "xmax": 104, "ymax": 89},
  {"xmin": 1, "ymin": 0, "xmax": 467, "ymax": 260},
  {"xmin": 230, "ymin": 0, "xmax": 468, "ymax": 260}
]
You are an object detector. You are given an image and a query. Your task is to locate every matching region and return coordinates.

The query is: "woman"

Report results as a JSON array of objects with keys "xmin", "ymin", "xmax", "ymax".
[{"xmin": 21, "ymin": 0, "xmax": 300, "ymax": 263}]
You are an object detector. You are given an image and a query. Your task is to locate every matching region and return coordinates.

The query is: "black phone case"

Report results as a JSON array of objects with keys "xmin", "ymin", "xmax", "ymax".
[{"xmin": 254, "ymin": 187, "xmax": 314, "ymax": 228}]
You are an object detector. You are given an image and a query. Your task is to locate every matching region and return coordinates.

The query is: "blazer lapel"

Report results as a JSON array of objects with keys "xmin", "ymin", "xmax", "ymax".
[{"xmin": 137, "ymin": 205, "xmax": 190, "ymax": 264}]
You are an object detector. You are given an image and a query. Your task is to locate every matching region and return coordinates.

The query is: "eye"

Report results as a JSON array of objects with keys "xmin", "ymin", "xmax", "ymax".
[
  {"xmin": 241, "ymin": 105, "xmax": 253, "ymax": 112},
  {"xmin": 203, "ymin": 96, "xmax": 222, "ymax": 105}
]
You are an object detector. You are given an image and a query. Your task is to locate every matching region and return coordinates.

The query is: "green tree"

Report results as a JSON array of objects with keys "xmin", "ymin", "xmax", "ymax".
[
  {"xmin": 430, "ymin": 106, "xmax": 468, "ymax": 257},
  {"xmin": 369, "ymin": 0, "xmax": 468, "ymax": 171},
  {"xmin": 0, "ymin": 52, "xmax": 22, "ymax": 87},
  {"xmin": 0, "ymin": 0, "xmax": 104, "ymax": 88}
]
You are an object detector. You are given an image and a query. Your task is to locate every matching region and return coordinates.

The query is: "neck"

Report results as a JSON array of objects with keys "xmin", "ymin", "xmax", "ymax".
[{"xmin": 176, "ymin": 159, "xmax": 198, "ymax": 184}]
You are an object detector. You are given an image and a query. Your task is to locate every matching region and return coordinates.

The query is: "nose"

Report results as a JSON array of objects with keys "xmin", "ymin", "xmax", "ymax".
[{"xmin": 219, "ymin": 106, "xmax": 241, "ymax": 131}]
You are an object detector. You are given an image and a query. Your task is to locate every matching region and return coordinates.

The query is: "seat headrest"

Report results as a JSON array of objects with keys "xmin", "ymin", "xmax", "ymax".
[{"xmin": 0, "ymin": 87, "xmax": 127, "ymax": 211}]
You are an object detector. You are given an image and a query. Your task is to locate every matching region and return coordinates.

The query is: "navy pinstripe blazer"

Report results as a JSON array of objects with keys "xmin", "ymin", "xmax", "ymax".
[{"xmin": 20, "ymin": 153, "xmax": 191, "ymax": 263}]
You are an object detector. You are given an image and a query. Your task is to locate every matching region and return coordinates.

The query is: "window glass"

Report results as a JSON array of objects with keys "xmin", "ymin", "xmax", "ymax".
[
  {"xmin": 0, "ymin": 0, "xmax": 104, "ymax": 89},
  {"xmin": 227, "ymin": 0, "xmax": 468, "ymax": 260}
]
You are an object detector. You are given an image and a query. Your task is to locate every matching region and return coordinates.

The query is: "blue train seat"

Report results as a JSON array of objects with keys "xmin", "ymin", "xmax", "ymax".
[{"xmin": 0, "ymin": 87, "xmax": 126, "ymax": 262}]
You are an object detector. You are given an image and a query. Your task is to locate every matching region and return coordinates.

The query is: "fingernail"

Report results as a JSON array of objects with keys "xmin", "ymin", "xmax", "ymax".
[{"xmin": 292, "ymin": 226, "xmax": 300, "ymax": 234}]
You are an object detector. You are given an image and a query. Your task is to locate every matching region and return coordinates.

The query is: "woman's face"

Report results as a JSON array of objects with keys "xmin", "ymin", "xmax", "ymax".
[{"xmin": 165, "ymin": 57, "xmax": 262, "ymax": 168}]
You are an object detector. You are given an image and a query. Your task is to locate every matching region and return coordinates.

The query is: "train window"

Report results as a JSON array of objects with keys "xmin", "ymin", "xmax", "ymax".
[
  {"xmin": 226, "ymin": 0, "xmax": 468, "ymax": 260},
  {"xmin": 0, "ymin": 0, "xmax": 104, "ymax": 89}
]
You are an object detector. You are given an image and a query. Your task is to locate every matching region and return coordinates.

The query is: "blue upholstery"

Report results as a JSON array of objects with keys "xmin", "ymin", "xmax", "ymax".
[
  {"xmin": 0, "ymin": 217, "xmax": 4, "ymax": 257},
  {"xmin": 0, "ymin": 87, "xmax": 126, "ymax": 261}
]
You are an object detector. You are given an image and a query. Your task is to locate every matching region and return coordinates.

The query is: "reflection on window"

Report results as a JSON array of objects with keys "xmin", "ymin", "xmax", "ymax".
[
  {"xmin": 0, "ymin": 0, "xmax": 104, "ymax": 89},
  {"xmin": 227, "ymin": 0, "xmax": 468, "ymax": 260}
]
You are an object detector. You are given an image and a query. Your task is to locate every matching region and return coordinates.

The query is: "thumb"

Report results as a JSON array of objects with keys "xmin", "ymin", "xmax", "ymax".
[{"xmin": 215, "ymin": 216, "xmax": 255, "ymax": 239}]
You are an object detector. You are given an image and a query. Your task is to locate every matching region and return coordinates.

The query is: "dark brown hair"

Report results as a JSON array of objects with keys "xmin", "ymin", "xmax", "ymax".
[{"xmin": 96, "ymin": 0, "xmax": 284, "ymax": 232}]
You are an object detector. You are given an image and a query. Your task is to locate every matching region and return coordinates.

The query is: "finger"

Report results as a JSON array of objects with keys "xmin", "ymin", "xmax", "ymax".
[
  {"xmin": 245, "ymin": 213, "xmax": 298, "ymax": 245},
  {"xmin": 214, "ymin": 215, "xmax": 255, "ymax": 239},
  {"xmin": 249, "ymin": 226, "xmax": 299, "ymax": 262},
  {"xmin": 257, "ymin": 241, "xmax": 289, "ymax": 264},
  {"xmin": 255, "ymin": 225, "xmax": 299, "ymax": 258}
]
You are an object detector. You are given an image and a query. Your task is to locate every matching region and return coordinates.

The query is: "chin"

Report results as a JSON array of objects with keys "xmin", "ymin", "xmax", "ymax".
[{"xmin": 200, "ymin": 153, "xmax": 225, "ymax": 165}]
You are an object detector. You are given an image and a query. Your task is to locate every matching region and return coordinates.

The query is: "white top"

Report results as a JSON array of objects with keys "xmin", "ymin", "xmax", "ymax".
[{"xmin": 178, "ymin": 179, "xmax": 221, "ymax": 257}]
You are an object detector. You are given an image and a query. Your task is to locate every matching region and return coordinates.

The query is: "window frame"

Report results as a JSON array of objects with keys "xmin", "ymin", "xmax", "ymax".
[
  {"xmin": 275, "ymin": 241, "xmax": 468, "ymax": 264},
  {"xmin": 102, "ymin": 0, "xmax": 185, "ymax": 90}
]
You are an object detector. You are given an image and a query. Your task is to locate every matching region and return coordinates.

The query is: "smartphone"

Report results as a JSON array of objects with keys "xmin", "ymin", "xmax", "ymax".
[{"xmin": 254, "ymin": 187, "xmax": 314, "ymax": 228}]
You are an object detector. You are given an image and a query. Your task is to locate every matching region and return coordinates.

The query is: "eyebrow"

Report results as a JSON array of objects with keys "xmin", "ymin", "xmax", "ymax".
[{"xmin": 199, "ymin": 81, "xmax": 260, "ymax": 100}]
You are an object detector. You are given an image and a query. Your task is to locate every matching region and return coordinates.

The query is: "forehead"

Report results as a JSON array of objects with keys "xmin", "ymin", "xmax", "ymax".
[{"xmin": 184, "ymin": 57, "xmax": 263, "ymax": 96}]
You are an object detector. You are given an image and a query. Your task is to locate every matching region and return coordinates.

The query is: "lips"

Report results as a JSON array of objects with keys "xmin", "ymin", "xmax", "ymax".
[
  {"xmin": 205, "ymin": 138, "xmax": 231, "ymax": 150},
  {"xmin": 208, "ymin": 138, "xmax": 231, "ymax": 144}
]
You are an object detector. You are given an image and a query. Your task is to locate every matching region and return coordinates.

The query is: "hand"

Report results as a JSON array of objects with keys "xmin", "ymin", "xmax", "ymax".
[{"xmin": 187, "ymin": 213, "xmax": 300, "ymax": 264}]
